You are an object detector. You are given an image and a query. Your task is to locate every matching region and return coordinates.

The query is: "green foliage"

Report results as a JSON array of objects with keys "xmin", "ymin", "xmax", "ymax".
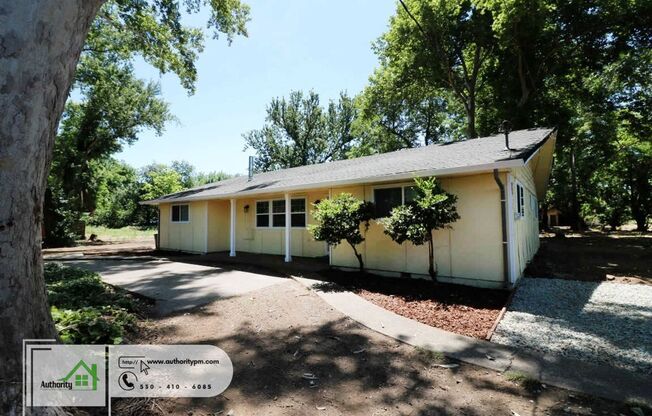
[
  {"xmin": 51, "ymin": 307, "xmax": 135, "ymax": 345},
  {"xmin": 309, "ymin": 193, "xmax": 374, "ymax": 271},
  {"xmin": 90, "ymin": 159, "xmax": 141, "ymax": 228},
  {"xmin": 357, "ymin": 0, "xmax": 494, "ymax": 142},
  {"xmin": 358, "ymin": 0, "xmax": 651, "ymax": 231},
  {"xmin": 193, "ymin": 170, "xmax": 233, "ymax": 186},
  {"xmin": 45, "ymin": 263, "xmax": 143, "ymax": 344},
  {"xmin": 46, "ymin": 0, "xmax": 250, "ymax": 244},
  {"xmin": 139, "ymin": 165, "xmax": 184, "ymax": 202},
  {"xmin": 86, "ymin": 0, "xmax": 250, "ymax": 94},
  {"xmin": 244, "ymin": 90, "xmax": 357, "ymax": 172},
  {"xmin": 42, "ymin": 187, "xmax": 81, "ymax": 248},
  {"xmin": 380, "ymin": 177, "xmax": 460, "ymax": 279}
]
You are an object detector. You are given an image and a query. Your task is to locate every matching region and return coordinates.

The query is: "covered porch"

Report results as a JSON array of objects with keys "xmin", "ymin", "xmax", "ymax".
[{"xmin": 158, "ymin": 189, "xmax": 329, "ymax": 262}]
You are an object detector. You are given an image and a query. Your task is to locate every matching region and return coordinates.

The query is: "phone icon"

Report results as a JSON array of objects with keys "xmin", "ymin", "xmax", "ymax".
[{"xmin": 118, "ymin": 371, "xmax": 137, "ymax": 391}]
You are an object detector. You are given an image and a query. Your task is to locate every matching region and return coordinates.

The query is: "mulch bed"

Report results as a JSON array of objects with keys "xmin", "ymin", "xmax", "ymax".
[{"xmin": 317, "ymin": 269, "xmax": 510, "ymax": 339}]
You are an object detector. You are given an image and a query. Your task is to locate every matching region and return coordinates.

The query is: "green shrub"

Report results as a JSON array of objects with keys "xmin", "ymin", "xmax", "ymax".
[
  {"xmin": 309, "ymin": 193, "xmax": 374, "ymax": 271},
  {"xmin": 45, "ymin": 263, "xmax": 143, "ymax": 344},
  {"xmin": 51, "ymin": 306, "xmax": 135, "ymax": 344},
  {"xmin": 380, "ymin": 177, "xmax": 460, "ymax": 280}
]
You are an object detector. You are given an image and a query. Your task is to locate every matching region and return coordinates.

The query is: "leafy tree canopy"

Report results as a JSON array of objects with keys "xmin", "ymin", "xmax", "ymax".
[{"xmin": 244, "ymin": 90, "xmax": 357, "ymax": 172}]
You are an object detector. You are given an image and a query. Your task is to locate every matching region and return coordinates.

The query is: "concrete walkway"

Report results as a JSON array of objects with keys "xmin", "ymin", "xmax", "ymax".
[
  {"xmin": 52, "ymin": 257, "xmax": 287, "ymax": 315},
  {"xmin": 292, "ymin": 274, "xmax": 652, "ymax": 405}
]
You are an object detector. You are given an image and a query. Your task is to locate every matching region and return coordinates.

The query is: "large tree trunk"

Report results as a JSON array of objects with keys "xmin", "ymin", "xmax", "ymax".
[{"xmin": 0, "ymin": 1, "xmax": 104, "ymax": 414}]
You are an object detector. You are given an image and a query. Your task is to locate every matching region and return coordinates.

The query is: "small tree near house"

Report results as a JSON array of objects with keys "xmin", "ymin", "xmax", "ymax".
[
  {"xmin": 380, "ymin": 177, "xmax": 460, "ymax": 281},
  {"xmin": 309, "ymin": 193, "xmax": 374, "ymax": 272}
]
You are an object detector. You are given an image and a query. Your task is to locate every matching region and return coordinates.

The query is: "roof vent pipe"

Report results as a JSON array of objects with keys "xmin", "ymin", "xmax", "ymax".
[
  {"xmin": 248, "ymin": 156, "xmax": 254, "ymax": 181},
  {"xmin": 500, "ymin": 120, "xmax": 513, "ymax": 151}
]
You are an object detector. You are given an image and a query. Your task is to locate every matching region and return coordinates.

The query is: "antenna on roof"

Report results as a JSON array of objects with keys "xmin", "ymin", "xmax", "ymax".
[
  {"xmin": 248, "ymin": 156, "xmax": 254, "ymax": 181},
  {"xmin": 499, "ymin": 120, "xmax": 513, "ymax": 151}
]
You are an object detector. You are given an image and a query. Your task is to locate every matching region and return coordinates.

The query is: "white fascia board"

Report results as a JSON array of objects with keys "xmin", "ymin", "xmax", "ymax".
[
  {"xmin": 523, "ymin": 130, "xmax": 557, "ymax": 165},
  {"xmin": 141, "ymin": 159, "xmax": 525, "ymax": 205}
]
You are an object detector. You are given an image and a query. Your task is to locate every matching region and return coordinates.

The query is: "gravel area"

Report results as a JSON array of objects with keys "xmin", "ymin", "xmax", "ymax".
[{"xmin": 493, "ymin": 278, "xmax": 652, "ymax": 375}]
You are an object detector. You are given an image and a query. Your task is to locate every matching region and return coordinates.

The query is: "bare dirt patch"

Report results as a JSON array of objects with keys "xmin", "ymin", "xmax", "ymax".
[
  {"xmin": 122, "ymin": 280, "xmax": 634, "ymax": 416},
  {"xmin": 316, "ymin": 269, "xmax": 509, "ymax": 339},
  {"xmin": 43, "ymin": 238, "xmax": 156, "ymax": 257},
  {"xmin": 526, "ymin": 231, "xmax": 652, "ymax": 285}
]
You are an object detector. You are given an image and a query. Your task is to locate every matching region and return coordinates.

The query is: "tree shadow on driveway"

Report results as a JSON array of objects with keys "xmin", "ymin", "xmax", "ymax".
[{"xmin": 130, "ymin": 281, "xmax": 629, "ymax": 416}]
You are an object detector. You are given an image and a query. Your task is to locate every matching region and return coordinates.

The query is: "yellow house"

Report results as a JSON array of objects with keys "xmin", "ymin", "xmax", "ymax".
[{"xmin": 142, "ymin": 128, "xmax": 556, "ymax": 289}]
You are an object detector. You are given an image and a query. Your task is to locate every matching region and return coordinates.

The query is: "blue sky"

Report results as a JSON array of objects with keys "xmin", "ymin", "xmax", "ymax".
[{"xmin": 116, "ymin": 0, "xmax": 397, "ymax": 176}]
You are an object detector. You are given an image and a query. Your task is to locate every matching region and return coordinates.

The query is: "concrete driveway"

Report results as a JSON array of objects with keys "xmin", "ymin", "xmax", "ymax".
[{"xmin": 55, "ymin": 257, "xmax": 287, "ymax": 315}]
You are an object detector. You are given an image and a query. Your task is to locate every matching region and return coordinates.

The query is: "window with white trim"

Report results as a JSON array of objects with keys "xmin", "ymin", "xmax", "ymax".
[
  {"xmin": 515, "ymin": 183, "xmax": 525, "ymax": 218},
  {"xmin": 373, "ymin": 185, "xmax": 417, "ymax": 218},
  {"xmin": 255, "ymin": 201, "xmax": 269, "ymax": 227},
  {"xmin": 255, "ymin": 198, "xmax": 307, "ymax": 228},
  {"xmin": 171, "ymin": 204, "xmax": 189, "ymax": 223}
]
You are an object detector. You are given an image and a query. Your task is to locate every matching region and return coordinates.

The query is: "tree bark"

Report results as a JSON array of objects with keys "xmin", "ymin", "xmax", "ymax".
[
  {"xmin": 427, "ymin": 235, "xmax": 437, "ymax": 281},
  {"xmin": 0, "ymin": 1, "xmax": 104, "ymax": 414},
  {"xmin": 350, "ymin": 243, "xmax": 364, "ymax": 272},
  {"xmin": 569, "ymin": 145, "xmax": 582, "ymax": 231}
]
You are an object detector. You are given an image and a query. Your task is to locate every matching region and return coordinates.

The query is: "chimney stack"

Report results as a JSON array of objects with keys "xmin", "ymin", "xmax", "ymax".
[
  {"xmin": 248, "ymin": 156, "xmax": 254, "ymax": 181},
  {"xmin": 500, "ymin": 120, "xmax": 513, "ymax": 151}
]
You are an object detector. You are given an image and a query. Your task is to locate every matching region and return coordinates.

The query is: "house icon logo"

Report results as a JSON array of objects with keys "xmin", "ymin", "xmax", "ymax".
[{"xmin": 59, "ymin": 360, "xmax": 100, "ymax": 391}]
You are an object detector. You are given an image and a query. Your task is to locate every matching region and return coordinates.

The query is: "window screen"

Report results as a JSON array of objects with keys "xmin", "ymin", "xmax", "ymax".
[
  {"xmin": 272, "ymin": 200, "xmax": 285, "ymax": 227},
  {"xmin": 256, "ymin": 201, "xmax": 269, "ymax": 227},
  {"xmin": 171, "ymin": 204, "xmax": 189, "ymax": 222},
  {"xmin": 374, "ymin": 187, "xmax": 403, "ymax": 218},
  {"xmin": 291, "ymin": 198, "xmax": 306, "ymax": 227},
  {"xmin": 516, "ymin": 184, "xmax": 525, "ymax": 217}
]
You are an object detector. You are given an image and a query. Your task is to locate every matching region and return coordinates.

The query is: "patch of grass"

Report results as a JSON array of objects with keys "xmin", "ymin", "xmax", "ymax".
[
  {"xmin": 503, "ymin": 370, "xmax": 541, "ymax": 391},
  {"xmin": 85, "ymin": 225, "xmax": 156, "ymax": 241},
  {"xmin": 45, "ymin": 263, "xmax": 147, "ymax": 344},
  {"xmin": 415, "ymin": 346, "xmax": 446, "ymax": 363}
]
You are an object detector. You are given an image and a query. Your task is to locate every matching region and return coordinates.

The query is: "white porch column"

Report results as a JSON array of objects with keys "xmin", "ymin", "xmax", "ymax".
[
  {"xmin": 284, "ymin": 192, "xmax": 292, "ymax": 262},
  {"xmin": 229, "ymin": 198, "xmax": 236, "ymax": 257}
]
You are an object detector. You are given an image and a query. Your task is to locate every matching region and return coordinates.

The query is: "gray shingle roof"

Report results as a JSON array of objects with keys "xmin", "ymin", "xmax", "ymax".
[{"xmin": 143, "ymin": 127, "xmax": 555, "ymax": 204}]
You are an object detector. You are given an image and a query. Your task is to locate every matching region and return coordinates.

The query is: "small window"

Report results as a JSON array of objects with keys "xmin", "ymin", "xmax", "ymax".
[
  {"xmin": 256, "ymin": 201, "xmax": 269, "ymax": 227},
  {"xmin": 374, "ymin": 185, "xmax": 418, "ymax": 218},
  {"xmin": 291, "ymin": 198, "xmax": 306, "ymax": 227},
  {"xmin": 272, "ymin": 200, "xmax": 286, "ymax": 227},
  {"xmin": 171, "ymin": 204, "xmax": 189, "ymax": 222},
  {"xmin": 374, "ymin": 187, "xmax": 403, "ymax": 217},
  {"xmin": 515, "ymin": 184, "xmax": 525, "ymax": 218}
]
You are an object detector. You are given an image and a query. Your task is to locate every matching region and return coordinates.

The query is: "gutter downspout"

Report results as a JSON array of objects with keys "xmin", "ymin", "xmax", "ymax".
[{"xmin": 493, "ymin": 169, "xmax": 510, "ymax": 288}]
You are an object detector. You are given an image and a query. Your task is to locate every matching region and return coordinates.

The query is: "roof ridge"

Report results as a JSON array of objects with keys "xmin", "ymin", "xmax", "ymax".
[{"xmin": 146, "ymin": 127, "xmax": 553, "ymax": 203}]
